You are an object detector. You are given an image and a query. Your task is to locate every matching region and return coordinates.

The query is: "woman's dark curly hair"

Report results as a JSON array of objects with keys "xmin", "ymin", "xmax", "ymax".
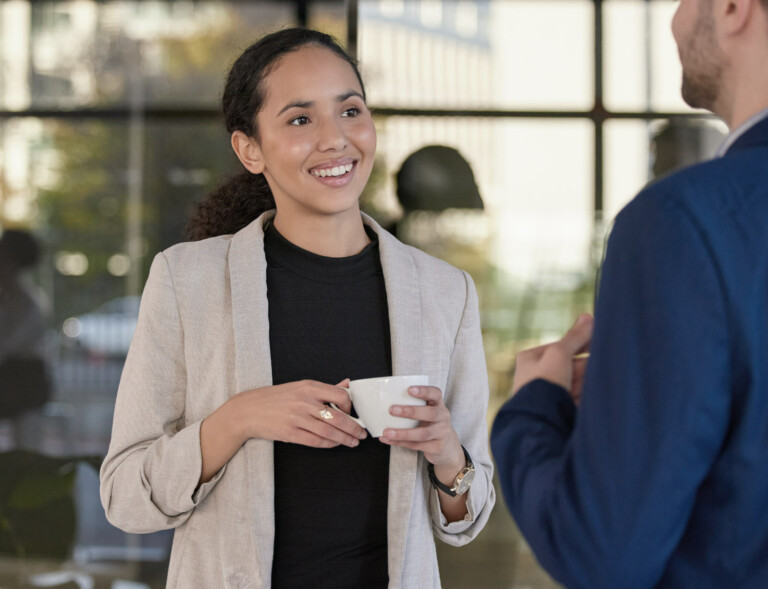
[{"xmin": 186, "ymin": 28, "xmax": 366, "ymax": 241}]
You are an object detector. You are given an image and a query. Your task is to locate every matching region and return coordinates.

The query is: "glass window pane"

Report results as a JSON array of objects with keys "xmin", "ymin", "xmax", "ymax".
[
  {"xmin": 0, "ymin": 112, "xmax": 238, "ymax": 412},
  {"xmin": 604, "ymin": 119, "xmax": 652, "ymax": 224},
  {"xmin": 360, "ymin": 0, "xmax": 594, "ymax": 110},
  {"xmin": 604, "ymin": 0, "xmax": 703, "ymax": 113},
  {"xmin": 0, "ymin": 1, "xmax": 297, "ymax": 111},
  {"xmin": 308, "ymin": 0, "xmax": 347, "ymax": 40},
  {"xmin": 487, "ymin": 119, "xmax": 594, "ymax": 284},
  {"xmin": 604, "ymin": 117, "xmax": 727, "ymax": 224},
  {"xmin": 372, "ymin": 115, "xmax": 594, "ymax": 290}
]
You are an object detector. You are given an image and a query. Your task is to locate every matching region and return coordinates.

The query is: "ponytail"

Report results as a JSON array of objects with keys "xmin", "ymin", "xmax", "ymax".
[{"xmin": 186, "ymin": 172, "xmax": 274, "ymax": 241}]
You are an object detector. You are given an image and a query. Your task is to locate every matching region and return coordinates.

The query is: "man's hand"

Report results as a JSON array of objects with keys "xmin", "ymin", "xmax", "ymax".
[{"xmin": 512, "ymin": 314, "xmax": 594, "ymax": 404}]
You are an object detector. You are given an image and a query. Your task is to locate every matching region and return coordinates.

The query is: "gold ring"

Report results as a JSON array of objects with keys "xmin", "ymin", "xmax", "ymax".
[{"xmin": 318, "ymin": 408, "xmax": 333, "ymax": 420}]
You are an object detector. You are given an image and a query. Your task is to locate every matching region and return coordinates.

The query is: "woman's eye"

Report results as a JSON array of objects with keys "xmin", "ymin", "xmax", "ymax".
[
  {"xmin": 289, "ymin": 115, "xmax": 310, "ymax": 126},
  {"xmin": 342, "ymin": 107, "xmax": 361, "ymax": 118}
]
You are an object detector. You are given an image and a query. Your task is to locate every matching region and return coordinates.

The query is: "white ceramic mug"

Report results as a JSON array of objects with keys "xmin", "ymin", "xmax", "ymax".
[{"xmin": 334, "ymin": 375, "xmax": 429, "ymax": 438}]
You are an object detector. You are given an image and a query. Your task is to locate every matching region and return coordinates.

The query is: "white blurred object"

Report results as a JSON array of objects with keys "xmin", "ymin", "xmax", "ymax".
[
  {"xmin": 61, "ymin": 296, "xmax": 140, "ymax": 357},
  {"xmin": 29, "ymin": 571, "xmax": 93, "ymax": 589},
  {"xmin": 112, "ymin": 581, "xmax": 150, "ymax": 589}
]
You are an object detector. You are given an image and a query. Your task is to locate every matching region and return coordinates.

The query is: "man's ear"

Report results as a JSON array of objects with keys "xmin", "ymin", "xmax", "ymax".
[
  {"xmin": 720, "ymin": 0, "xmax": 753, "ymax": 36},
  {"xmin": 231, "ymin": 130, "xmax": 265, "ymax": 174}
]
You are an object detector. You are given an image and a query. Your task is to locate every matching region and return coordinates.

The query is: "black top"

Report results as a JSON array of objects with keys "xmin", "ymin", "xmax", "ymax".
[{"xmin": 266, "ymin": 222, "xmax": 392, "ymax": 589}]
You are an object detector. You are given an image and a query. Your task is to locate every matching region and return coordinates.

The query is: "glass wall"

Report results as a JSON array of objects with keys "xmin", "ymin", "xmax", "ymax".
[{"xmin": 0, "ymin": 1, "xmax": 726, "ymax": 587}]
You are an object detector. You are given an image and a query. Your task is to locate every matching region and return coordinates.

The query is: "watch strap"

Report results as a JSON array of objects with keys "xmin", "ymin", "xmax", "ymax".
[{"xmin": 427, "ymin": 445, "xmax": 473, "ymax": 497}]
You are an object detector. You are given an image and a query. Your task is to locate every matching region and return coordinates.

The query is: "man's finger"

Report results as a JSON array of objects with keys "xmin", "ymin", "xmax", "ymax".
[{"xmin": 558, "ymin": 314, "xmax": 594, "ymax": 356}]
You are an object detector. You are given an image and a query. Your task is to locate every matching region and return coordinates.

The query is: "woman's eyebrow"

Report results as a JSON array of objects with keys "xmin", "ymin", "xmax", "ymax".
[
  {"xmin": 337, "ymin": 90, "xmax": 364, "ymax": 102},
  {"xmin": 276, "ymin": 91, "xmax": 364, "ymax": 116},
  {"xmin": 277, "ymin": 100, "xmax": 312, "ymax": 116}
]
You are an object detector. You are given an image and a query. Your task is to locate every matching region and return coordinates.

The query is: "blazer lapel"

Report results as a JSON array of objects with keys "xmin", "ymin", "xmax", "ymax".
[
  {"xmin": 228, "ymin": 211, "xmax": 275, "ymax": 392},
  {"xmin": 365, "ymin": 216, "xmax": 423, "ymax": 377},
  {"xmin": 363, "ymin": 214, "xmax": 423, "ymax": 585},
  {"xmin": 228, "ymin": 210, "xmax": 277, "ymax": 584}
]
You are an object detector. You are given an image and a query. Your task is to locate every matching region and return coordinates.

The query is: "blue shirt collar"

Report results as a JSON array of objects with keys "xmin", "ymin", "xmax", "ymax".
[{"xmin": 716, "ymin": 106, "xmax": 768, "ymax": 157}]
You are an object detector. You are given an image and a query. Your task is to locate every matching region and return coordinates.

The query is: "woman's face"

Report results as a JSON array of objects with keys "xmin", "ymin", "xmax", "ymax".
[{"xmin": 251, "ymin": 45, "xmax": 376, "ymax": 222}]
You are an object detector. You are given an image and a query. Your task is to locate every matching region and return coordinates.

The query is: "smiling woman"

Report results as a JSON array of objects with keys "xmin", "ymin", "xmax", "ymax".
[
  {"xmin": 99, "ymin": 27, "xmax": 495, "ymax": 589},
  {"xmin": 184, "ymin": 28, "xmax": 373, "ymax": 244},
  {"xmin": 229, "ymin": 43, "xmax": 377, "ymax": 254}
]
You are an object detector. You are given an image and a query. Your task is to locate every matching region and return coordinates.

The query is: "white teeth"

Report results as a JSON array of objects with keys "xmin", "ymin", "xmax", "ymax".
[{"xmin": 312, "ymin": 163, "xmax": 354, "ymax": 178}]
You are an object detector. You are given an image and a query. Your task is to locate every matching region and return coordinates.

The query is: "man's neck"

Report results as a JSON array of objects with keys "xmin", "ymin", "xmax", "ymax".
[
  {"xmin": 723, "ymin": 90, "xmax": 768, "ymax": 131},
  {"xmin": 717, "ymin": 30, "xmax": 768, "ymax": 130}
]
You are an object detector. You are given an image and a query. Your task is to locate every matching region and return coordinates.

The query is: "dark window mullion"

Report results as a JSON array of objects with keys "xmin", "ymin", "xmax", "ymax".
[{"xmin": 594, "ymin": 0, "xmax": 605, "ymax": 222}]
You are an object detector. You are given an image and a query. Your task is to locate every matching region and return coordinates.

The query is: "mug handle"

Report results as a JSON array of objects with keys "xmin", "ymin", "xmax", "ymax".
[{"xmin": 330, "ymin": 387, "xmax": 366, "ymax": 429}]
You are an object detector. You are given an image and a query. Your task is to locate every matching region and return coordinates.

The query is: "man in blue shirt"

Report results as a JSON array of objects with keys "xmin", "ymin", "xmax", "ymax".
[{"xmin": 491, "ymin": 0, "xmax": 768, "ymax": 587}]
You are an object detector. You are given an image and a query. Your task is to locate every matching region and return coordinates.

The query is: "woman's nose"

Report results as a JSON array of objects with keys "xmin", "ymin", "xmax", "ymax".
[{"xmin": 317, "ymin": 117, "xmax": 347, "ymax": 152}]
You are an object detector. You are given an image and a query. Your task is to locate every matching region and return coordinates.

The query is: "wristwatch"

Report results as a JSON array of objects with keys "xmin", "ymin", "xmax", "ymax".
[{"xmin": 427, "ymin": 446, "xmax": 475, "ymax": 497}]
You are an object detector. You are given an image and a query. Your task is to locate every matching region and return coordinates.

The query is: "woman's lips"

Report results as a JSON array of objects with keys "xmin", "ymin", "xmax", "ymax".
[
  {"xmin": 310, "ymin": 161, "xmax": 355, "ymax": 178},
  {"xmin": 309, "ymin": 161, "xmax": 357, "ymax": 186}
]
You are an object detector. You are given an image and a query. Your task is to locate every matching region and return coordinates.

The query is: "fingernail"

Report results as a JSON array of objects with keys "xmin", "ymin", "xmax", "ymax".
[
  {"xmin": 383, "ymin": 429, "xmax": 395, "ymax": 438},
  {"xmin": 575, "ymin": 314, "xmax": 592, "ymax": 326},
  {"xmin": 409, "ymin": 386, "xmax": 420, "ymax": 394},
  {"xmin": 390, "ymin": 406, "xmax": 403, "ymax": 416},
  {"xmin": 359, "ymin": 431, "xmax": 368, "ymax": 439}
]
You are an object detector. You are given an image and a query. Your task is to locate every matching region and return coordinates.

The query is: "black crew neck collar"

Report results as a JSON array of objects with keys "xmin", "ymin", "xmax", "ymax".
[{"xmin": 264, "ymin": 222, "xmax": 380, "ymax": 283}]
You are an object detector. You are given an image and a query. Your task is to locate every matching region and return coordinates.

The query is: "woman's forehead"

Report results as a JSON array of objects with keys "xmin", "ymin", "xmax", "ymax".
[{"xmin": 262, "ymin": 45, "xmax": 362, "ymax": 101}]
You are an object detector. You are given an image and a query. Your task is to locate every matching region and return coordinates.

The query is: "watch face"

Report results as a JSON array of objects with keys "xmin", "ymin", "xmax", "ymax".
[{"xmin": 455, "ymin": 468, "xmax": 475, "ymax": 495}]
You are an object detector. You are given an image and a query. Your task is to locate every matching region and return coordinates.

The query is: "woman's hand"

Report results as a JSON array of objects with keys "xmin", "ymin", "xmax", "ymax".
[
  {"xmin": 231, "ymin": 379, "xmax": 367, "ymax": 448},
  {"xmin": 379, "ymin": 386, "xmax": 465, "ymax": 475},
  {"xmin": 379, "ymin": 385, "xmax": 469, "ymax": 521},
  {"xmin": 199, "ymin": 379, "xmax": 365, "ymax": 483}
]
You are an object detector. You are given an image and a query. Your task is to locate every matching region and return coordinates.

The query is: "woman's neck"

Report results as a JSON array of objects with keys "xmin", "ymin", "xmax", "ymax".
[{"xmin": 271, "ymin": 209, "xmax": 371, "ymax": 258}]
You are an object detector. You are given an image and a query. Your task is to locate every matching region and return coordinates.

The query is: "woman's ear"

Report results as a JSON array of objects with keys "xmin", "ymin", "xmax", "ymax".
[{"xmin": 231, "ymin": 131, "xmax": 265, "ymax": 174}]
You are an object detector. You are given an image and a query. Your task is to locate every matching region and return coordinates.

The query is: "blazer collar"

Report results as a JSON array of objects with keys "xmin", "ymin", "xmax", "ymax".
[
  {"xmin": 228, "ymin": 209, "xmax": 275, "ymax": 394},
  {"xmin": 361, "ymin": 213, "xmax": 424, "ymax": 378},
  {"xmin": 227, "ymin": 209, "xmax": 277, "ymax": 583}
]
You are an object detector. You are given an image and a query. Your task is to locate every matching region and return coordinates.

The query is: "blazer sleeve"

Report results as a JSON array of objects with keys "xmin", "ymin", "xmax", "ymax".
[
  {"xmin": 490, "ymin": 190, "xmax": 731, "ymax": 588},
  {"xmin": 100, "ymin": 252, "xmax": 226, "ymax": 534},
  {"xmin": 430, "ymin": 270, "xmax": 496, "ymax": 545}
]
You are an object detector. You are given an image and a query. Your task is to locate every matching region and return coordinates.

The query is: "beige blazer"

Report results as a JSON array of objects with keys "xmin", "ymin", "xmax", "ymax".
[{"xmin": 100, "ymin": 211, "xmax": 495, "ymax": 588}]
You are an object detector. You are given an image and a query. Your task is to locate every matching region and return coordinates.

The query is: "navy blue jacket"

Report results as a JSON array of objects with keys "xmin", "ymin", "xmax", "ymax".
[{"xmin": 491, "ymin": 116, "xmax": 768, "ymax": 589}]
